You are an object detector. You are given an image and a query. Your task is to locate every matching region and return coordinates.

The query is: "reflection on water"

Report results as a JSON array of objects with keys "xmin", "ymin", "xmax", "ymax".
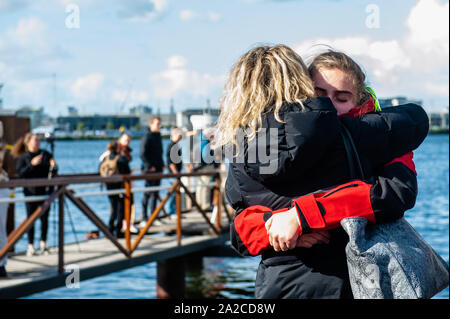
[{"xmin": 186, "ymin": 257, "xmax": 258, "ymax": 299}]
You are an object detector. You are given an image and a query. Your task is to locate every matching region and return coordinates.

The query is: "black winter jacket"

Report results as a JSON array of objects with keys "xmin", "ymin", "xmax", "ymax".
[
  {"xmin": 226, "ymin": 97, "xmax": 429, "ymax": 299},
  {"xmin": 140, "ymin": 128, "xmax": 164, "ymax": 172},
  {"xmin": 104, "ymin": 152, "xmax": 131, "ymax": 190},
  {"xmin": 16, "ymin": 150, "xmax": 55, "ymax": 196}
]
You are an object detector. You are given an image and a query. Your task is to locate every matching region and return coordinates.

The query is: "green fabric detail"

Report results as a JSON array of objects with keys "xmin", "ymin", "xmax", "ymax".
[{"xmin": 366, "ymin": 86, "xmax": 382, "ymax": 111}]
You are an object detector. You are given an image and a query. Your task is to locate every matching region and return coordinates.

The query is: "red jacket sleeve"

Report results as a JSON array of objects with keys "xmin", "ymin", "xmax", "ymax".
[{"xmin": 230, "ymin": 153, "xmax": 417, "ymax": 256}]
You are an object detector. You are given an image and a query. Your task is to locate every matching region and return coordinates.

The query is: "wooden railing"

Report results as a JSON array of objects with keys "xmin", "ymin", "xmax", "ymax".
[{"xmin": 0, "ymin": 170, "xmax": 232, "ymax": 274}]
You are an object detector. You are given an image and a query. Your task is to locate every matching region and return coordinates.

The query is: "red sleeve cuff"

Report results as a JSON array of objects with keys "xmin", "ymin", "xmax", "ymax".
[{"xmin": 385, "ymin": 152, "xmax": 417, "ymax": 175}]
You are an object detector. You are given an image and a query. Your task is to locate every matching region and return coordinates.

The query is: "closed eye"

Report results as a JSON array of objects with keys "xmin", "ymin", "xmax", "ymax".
[{"xmin": 315, "ymin": 87, "xmax": 327, "ymax": 97}]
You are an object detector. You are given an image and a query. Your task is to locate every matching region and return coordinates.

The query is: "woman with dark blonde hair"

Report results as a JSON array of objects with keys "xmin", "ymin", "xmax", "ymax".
[
  {"xmin": 217, "ymin": 45, "xmax": 428, "ymax": 298},
  {"xmin": 13, "ymin": 133, "xmax": 57, "ymax": 256}
]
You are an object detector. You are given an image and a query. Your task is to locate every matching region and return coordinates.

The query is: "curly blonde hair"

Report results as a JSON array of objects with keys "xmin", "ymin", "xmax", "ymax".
[{"xmin": 215, "ymin": 44, "xmax": 315, "ymax": 148}]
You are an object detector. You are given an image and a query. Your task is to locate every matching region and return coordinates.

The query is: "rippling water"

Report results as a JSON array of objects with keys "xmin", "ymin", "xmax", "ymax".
[{"xmin": 15, "ymin": 134, "xmax": 449, "ymax": 299}]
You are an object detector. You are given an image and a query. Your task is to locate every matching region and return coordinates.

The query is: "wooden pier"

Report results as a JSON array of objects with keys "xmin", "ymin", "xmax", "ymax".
[{"xmin": 0, "ymin": 171, "xmax": 237, "ymax": 299}]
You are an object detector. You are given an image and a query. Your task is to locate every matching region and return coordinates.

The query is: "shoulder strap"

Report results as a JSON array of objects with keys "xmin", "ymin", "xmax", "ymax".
[{"xmin": 340, "ymin": 122, "xmax": 365, "ymax": 180}]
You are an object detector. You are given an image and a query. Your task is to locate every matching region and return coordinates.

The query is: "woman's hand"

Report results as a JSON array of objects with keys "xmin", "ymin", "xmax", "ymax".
[
  {"xmin": 31, "ymin": 154, "xmax": 43, "ymax": 166},
  {"xmin": 296, "ymin": 231, "xmax": 331, "ymax": 248},
  {"xmin": 265, "ymin": 207, "xmax": 300, "ymax": 252},
  {"xmin": 50, "ymin": 158, "xmax": 57, "ymax": 168}
]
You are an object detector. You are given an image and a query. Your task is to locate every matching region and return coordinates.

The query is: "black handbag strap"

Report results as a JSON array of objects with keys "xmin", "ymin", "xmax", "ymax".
[{"xmin": 340, "ymin": 123, "xmax": 365, "ymax": 180}]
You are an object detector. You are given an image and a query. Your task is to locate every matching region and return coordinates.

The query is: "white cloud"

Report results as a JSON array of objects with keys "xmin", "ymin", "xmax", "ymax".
[
  {"xmin": 406, "ymin": 0, "xmax": 449, "ymax": 51},
  {"xmin": 207, "ymin": 11, "xmax": 221, "ymax": 22},
  {"xmin": 424, "ymin": 82, "xmax": 449, "ymax": 96},
  {"xmin": 151, "ymin": 55, "xmax": 225, "ymax": 99},
  {"xmin": 117, "ymin": 0, "xmax": 168, "ymax": 22},
  {"xmin": 112, "ymin": 89, "xmax": 149, "ymax": 103},
  {"xmin": 5, "ymin": 17, "xmax": 47, "ymax": 48},
  {"xmin": 0, "ymin": 17, "xmax": 69, "ymax": 64},
  {"xmin": 71, "ymin": 73, "xmax": 105, "ymax": 99},
  {"xmin": 179, "ymin": 9, "xmax": 221, "ymax": 22},
  {"xmin": 167, "ymin": 55, "xmax": 187, "ymax": 69},
  {"xmin": 0, "ymin": 0, "xmax": 30, "ymax": 12},
  {"xmin": 179, "ymin": 9, "xmax": 197, "ymax": 21},
  {"xmin": 294, "ymin": 0, "xmax": 449, "ymax": 102},
  {"xmin": 0, "ymin": 17, "xmax": 69, "ymax": 111}
]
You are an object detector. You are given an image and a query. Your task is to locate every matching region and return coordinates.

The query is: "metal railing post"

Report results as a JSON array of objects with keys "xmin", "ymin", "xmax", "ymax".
[
  {"xmin": 215, "ymin": 174, "xmax": 222, "ymax": 231},
  {"xmin": 58, "ymin": 187, "xmax": 65, "ymax": 274},
  {"xmin": 124, "ymin": 178, "xmax": 132, "ymax": 252},
  {"xmin": 176, "ymin": 180, "xmax": 182, "ymax": 246}
]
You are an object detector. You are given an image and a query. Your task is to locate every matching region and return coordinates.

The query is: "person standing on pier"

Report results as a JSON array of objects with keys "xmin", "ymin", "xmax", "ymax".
[
  {"xmin": 12, "ymin": 133, "xmax": 58, "ymax": 257},
  {"xmin": 100, "ymin": 136, "xmax": 132, "ymax": 238},
  {"xmin": 194, "ymin": 127, "xmax": 219, "ymax": 211},
  {"xmin": 166, "ymin": 127, "xmax": 183, "ymax": 217},
  {"xmin": 139, "ymin": 117, "xmax": 164, "ymax": 226},
  {"xmin": 100, "ymin": 133, "xmax": 138, "ymax": 234}
]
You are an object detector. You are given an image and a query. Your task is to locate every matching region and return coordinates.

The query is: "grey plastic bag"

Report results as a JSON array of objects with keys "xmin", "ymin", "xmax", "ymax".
[{"xmin": 341, "ymin": 217, "xmax": 449, "ymax": 299}]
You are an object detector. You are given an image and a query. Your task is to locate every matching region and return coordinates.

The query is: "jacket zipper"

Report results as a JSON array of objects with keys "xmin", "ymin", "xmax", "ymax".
[{"xmin": 322, "ymin": 183, "xmax": 359, "ymax": 198}]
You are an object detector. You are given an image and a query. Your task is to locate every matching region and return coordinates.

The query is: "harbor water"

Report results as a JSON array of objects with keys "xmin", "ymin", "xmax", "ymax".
[{"xmin": 10, "ymin": 134, "xmax": 449, "ymax": 299}]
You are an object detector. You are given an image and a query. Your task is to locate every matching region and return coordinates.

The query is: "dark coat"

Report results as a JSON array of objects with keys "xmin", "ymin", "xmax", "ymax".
[
  {"xmin": 226, "ymin": 97, "xmax": 429, "ymax": 298},
  {"xmin": 140, "ymin": 128, "xmax": 164, "ymax": 172},
  {"xmin": 104, "ymin": 152, "xmax": 131, "ymax": 190},
  {"xmin": 16, "ymin": 150, "xmax": 54, "ymax": 196}
]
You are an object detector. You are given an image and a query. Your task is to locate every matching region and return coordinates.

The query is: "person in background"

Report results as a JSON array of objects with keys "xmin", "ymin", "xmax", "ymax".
[
  {"xmin": 0, "ymin": 121, "xmax": 9, "ymax": 277},
  {"xmin": 99, "ymin": 133, "xmax": 138, "ymax": 234},
  {"xmin": 101, "ymin": 135, "xmax": 131, "ymax": 238},
  {"xmin": 195, "ymin": 127, "xmax": 218, "ymax": 211},
  {"xmin": 139, "ymin": 117, "xmax": 164, "ymax": 226},
  {"xmin": 12, "ymin": 133, "xmax": 58, "ymax": 257},
  {"xmin": 166, "ymin": 127, "xmax": 183, "ymax": 217}
]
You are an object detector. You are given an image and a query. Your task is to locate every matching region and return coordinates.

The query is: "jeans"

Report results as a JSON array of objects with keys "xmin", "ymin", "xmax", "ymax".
[
  {"xmin": 25, "ymin": 200, "xmax": 49, "ymax": 245},
  {"xmin": 141, "ymin": 179, "xmax": 161, "ymax": 219},
  {"xmin": 108, "ymin": 194, "xmax": 124, "ymax": 236},
  {"xmin": 168, "ymin": 193, "xmax": 176, "ymax": 215}
]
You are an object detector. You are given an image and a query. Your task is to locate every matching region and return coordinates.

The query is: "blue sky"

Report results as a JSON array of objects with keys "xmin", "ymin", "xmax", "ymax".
[{"xmin": 0, "ymin": 0, "xmax": 448, "ymax": 116}]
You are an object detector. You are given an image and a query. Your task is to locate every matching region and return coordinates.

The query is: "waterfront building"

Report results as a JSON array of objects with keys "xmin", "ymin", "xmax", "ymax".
[
  {"xmin": 15, "ymin": 106, "xmax": 47, "ymax": 129},
  {"xmin": 67, "ymin": 106, "xmax": 79, "ymax": 116},
  {"xmin": 176, "ymin": 108, "xmax": 220, "ymax": 131},
  {"xmin": 429, "ymin": 108, "xmax": 449, "ymax": 130},
  {"xmin": 129, "ymin": 104, "xmax": 153, "ymax": 128},
  {"xmin": 57, "ymin": 114, "xmax": 140, "ymax": 131},
  {"xmin": 379, "ymin": 96, "xmax": 423, "ymax": 108}
]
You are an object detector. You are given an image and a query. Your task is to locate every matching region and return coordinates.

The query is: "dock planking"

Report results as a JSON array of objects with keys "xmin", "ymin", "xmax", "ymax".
[{"xmin": 0, "ymin": 211, "xmax": 231, "ymax": 299}]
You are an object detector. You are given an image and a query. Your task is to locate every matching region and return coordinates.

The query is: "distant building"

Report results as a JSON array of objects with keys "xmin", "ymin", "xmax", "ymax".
[
  {"xmin": 176, "ymin": 108, "xmax": 220, "ymax": 131},
  {"xmin": 429, "ymin": 109, "xmax": 449, "ymax": 130},
  {"xmin": 67, "ymin": 106, "xmax": 79, "ymax": 116},
  {"xmin": 129, "ymin": 104, "xmax": 153, "ymax": 115},
  {"xmin": 0, "ymin": 109, "xmax": 15, "ymax": 116},
  {"xmin": 57, "ymin": 114, "xmax": 139, "ymax": 131},
  {"xmin": 129, "ymin": 104, "xmax": 153, "ymax": 128},
  {"xmin": 378, "ymin": 96, "xmax": 423, "ymax": 108},
  {"xmin": 159, "ymin": 113, "xmax": 177, "ymax": 128},
  {"xmin": 15, "ymin": 106, "xmax": 45, "ymax": 129}
]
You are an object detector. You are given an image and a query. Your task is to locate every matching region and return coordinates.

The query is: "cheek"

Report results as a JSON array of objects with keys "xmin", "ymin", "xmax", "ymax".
[{"xmin": 333, "ymin": 100, "xmax": 355, "ymax": 115}]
